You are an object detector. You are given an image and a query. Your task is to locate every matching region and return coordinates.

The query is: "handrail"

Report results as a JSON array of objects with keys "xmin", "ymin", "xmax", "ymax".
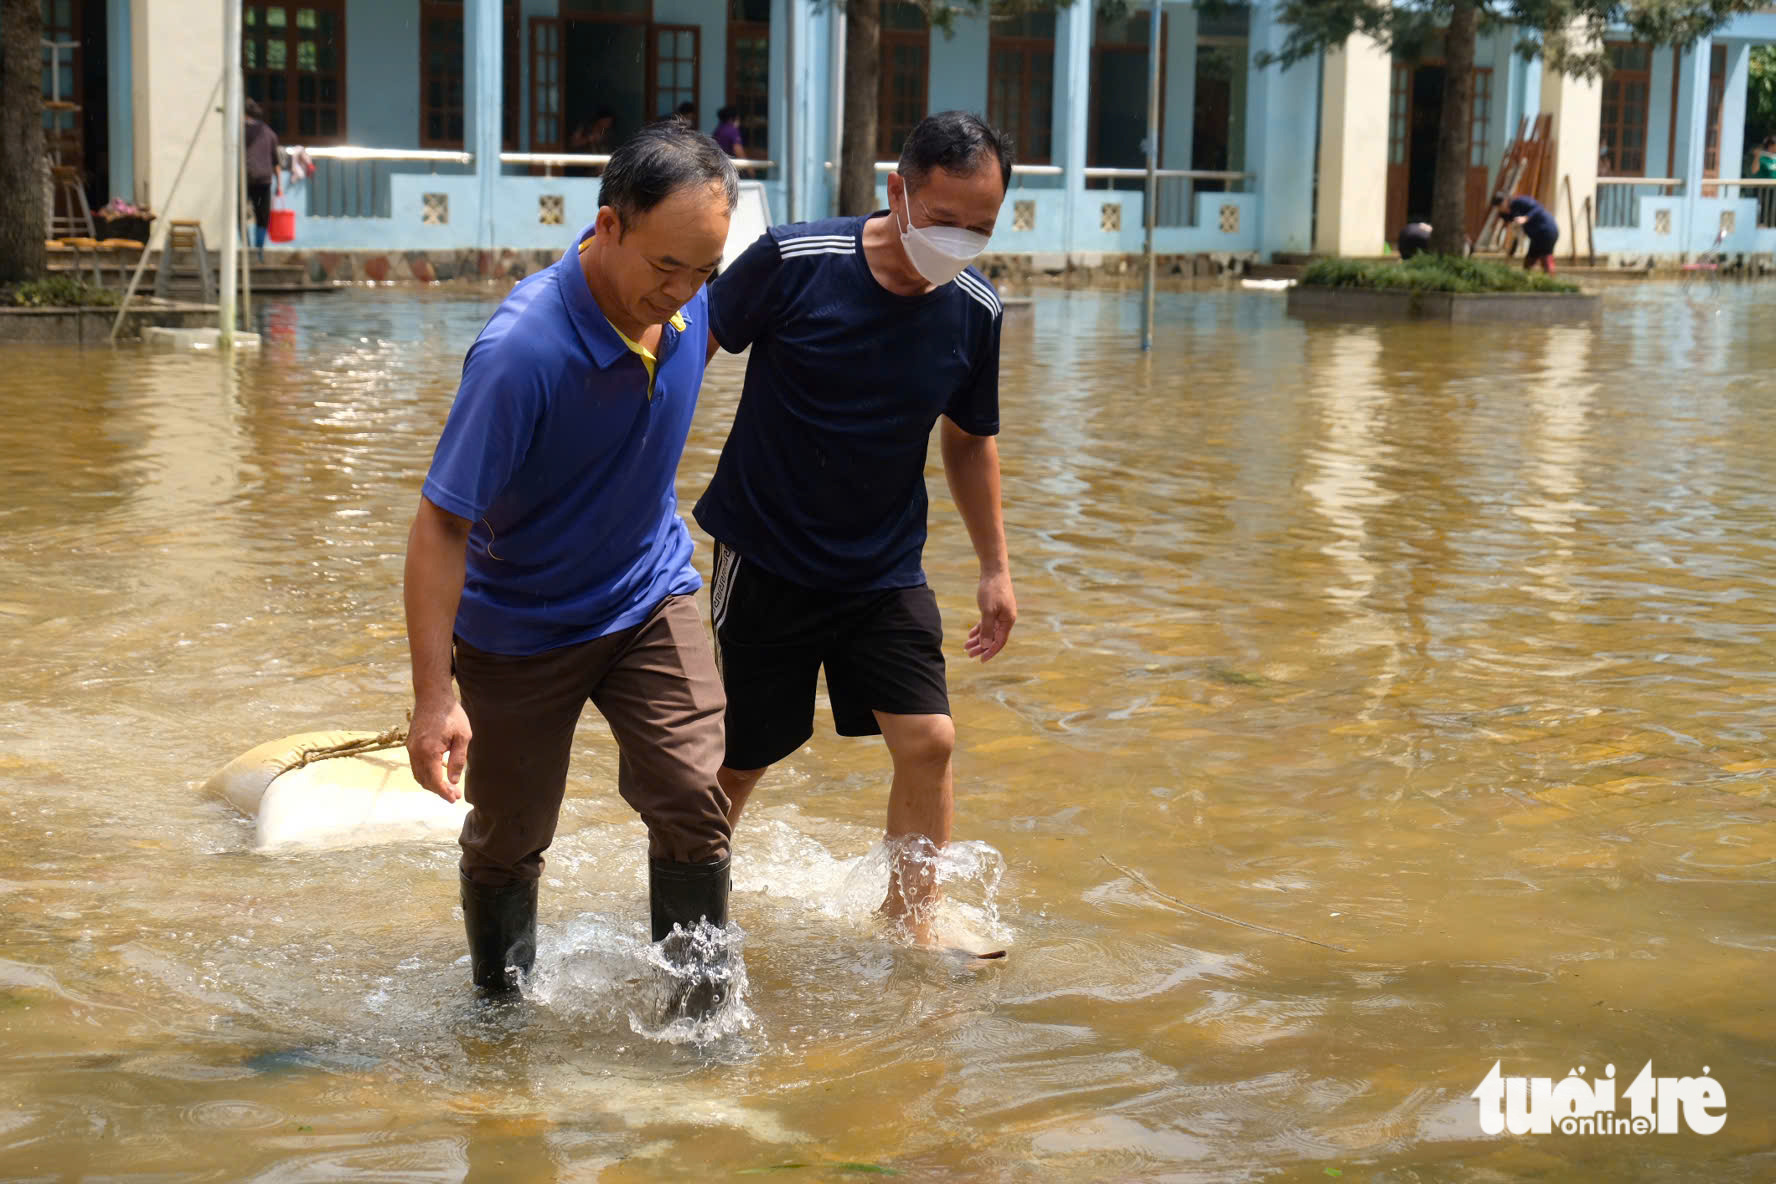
[
  {"xmin": 287, "ymin": 145, "xmax": 474, "ymax": 164},
  {"xmin": 826, "ymin": 160, "xmax": 1252, "ymax": 182},
  {"xmin": 1595, "ymin": 176, "xmax": 1683, "ymax": 187},
  {"xmin": 1720, "ymin": 177, "xmax": 1776, "ymax": 187},
  {"xmin": 1084, "ymin": 167, "xmax": 1253, "ymax": 181},
  {"xmin": 499, "ymin": 151, "xmax": 775, "ymax": 170}
]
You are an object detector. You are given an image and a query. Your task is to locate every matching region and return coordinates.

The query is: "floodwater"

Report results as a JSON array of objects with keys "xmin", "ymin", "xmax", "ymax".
[{"xmin": 2, "ymin": 280, "xmax": 1774, "ymax": 1182}]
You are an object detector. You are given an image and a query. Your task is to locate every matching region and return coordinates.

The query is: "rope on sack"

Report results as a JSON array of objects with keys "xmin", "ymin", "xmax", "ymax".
[{"xmin": 279, "ymin": 721, "xmax": 409, "ymax": 775}]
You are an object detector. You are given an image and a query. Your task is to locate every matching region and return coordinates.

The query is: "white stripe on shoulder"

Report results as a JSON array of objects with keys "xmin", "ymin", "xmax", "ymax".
[
  {"xmin": 955, "ymin": 270, "xmax": 1002, "ymax": 310},
  {"xmin": 955, "ymin": 272, "xmax": 1002, "ymax": 315},
  {"xmin": 780, "ymin": 245, "xmax": 856, "ymax": 259},
  {"xmin": 777, "ymin": 234, "xmax": 856, "ymax": 249}
]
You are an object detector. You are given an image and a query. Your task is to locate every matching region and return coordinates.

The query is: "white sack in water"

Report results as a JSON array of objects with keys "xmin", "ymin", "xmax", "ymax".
[{"xmin": 205, "ymin": 729, "xmax": 469, "ymax": 852}]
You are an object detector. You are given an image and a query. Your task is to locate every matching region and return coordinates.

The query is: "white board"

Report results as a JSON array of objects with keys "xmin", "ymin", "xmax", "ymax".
[{"xmin": 721, "ymin": 181, "xmax": 773, "ymax": 275}]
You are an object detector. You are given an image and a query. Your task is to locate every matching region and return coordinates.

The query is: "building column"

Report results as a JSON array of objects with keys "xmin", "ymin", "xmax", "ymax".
[
  {"xmin": 1718, "ymin": 41, "xmax": 1750, "ymax": 181},
  {"xmin": 1671, "ymin": 37, "xmax": 1713, "ymax": 252},
  {"xmin": 107, "ymin": 0, "xmax": 134, "ymax": 204},
  {"xmin": 1161, "ymin": 3, "xmax": 1196, "ymax": 170},
  {"xmin": 1314, "ymin": 32, "xmax": 1390, "ymax": 257},
  {"xmin": 1245, "ymin": 0, "xmax": 1317, "ymax": 258},
  {"xmin": 467, "ymin": 0, "xmax": 503, "ymax": 249},
  {"xmin": 1051, "ymin": 0, "xmax": 1092, "ymax": 258},
  {"xmin": 129, "ymin": 0, "xmax": 226, "ymax": 242},
  {"xmin": 1539, "ymin": 42, "xmax": 1603, "ymax": 254}
]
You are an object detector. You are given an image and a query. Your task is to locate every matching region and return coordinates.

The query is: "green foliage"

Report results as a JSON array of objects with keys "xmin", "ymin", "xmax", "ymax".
[
  {"xmin": 1262, "ymin": 1, "xmax": 1768, "ymax": 76},
  {"xmin": 1301, "ymin": 254, "xmax": 1581, "ymax": 293},
  {"xmin": 1747, "ymin": 45, "xmax": 1776, "ymax": 153},
  {"xmin": 9, "ymin": 276, "xmax": 122, "ymax": 307}
]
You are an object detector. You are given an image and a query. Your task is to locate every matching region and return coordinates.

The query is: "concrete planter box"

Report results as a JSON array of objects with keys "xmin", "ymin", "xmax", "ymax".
[
  {"xmin": 1286, "ymin": 285, "xmax": 1600, "ymax": 324},
  {"xmin": 0, "ymin": 302, "xmax": 216, "ymax": 345}
]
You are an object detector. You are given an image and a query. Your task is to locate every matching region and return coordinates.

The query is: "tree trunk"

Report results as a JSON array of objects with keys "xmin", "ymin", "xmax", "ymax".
[
  {"xmin": 839, "ymin": 0, "xmax": 881, "ymax": 217},
  {"xmin": 1428, "ymin": 0, "xmax": 1476, "ymax": 256},
  {"xmin": 0, "ymin": 0, "xmax": 48, "ymax": 283}
]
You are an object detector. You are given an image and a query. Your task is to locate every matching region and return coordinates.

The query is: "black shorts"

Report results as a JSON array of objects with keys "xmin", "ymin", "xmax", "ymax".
[
  {"xmin": 708, "ymin": 541, "xmax": 949, "ymax": 770},
  {"xmin": 1525, "ymin": 232, "xmax": 1558, "ymax": 262}
]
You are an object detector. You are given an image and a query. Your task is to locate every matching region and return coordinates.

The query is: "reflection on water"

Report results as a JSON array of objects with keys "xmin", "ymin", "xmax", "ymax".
[{"xmin": 2, "ymin": 284, "xmax": 1774, "ymax": 1180}]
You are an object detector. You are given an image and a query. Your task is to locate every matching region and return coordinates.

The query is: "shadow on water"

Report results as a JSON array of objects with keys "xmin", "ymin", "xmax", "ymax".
[{"xmin": 1, "ymin": 284, "xmax": 1774, "ymax": 1180}]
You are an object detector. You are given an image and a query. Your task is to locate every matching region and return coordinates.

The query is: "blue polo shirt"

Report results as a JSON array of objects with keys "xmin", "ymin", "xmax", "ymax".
[
  {"xmin": 421, "ymin": 224, "xmax": 706, "ymax": 656},
  {"xmin": 694, "ymin": 214, "xmax": 1002, "ymax": 591},
  {"xmin": 1508, "ymin": 196, "xmax": 1559, "ymax": 242}
]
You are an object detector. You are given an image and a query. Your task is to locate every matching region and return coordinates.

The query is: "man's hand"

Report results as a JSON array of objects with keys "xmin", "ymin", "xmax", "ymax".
[
  {"xmin": 408, "ymin": 695, "xmax": 472, "ymax": 803},
  {"xmin": 965, "ymin": 569, "xmax": 1017, "ymax": 662}
]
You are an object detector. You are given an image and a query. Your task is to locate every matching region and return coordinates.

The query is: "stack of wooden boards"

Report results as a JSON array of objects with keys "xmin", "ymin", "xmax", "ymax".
[{"xmin": 1475, "ymin": 114, "xmax": 1556, "ymax": 252}]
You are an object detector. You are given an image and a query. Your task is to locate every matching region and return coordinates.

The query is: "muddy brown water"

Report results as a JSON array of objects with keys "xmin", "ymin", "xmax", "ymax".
[{"xmin": 1, "ymin": 284, "xmax": 1773, "ymax": 1181}]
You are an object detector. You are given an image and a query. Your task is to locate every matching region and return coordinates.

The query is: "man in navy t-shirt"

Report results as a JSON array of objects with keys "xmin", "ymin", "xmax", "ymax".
[
  {"xmin": 1495, "ymin": 191, "xmax": 1560, "ymax": 273},
  {"xmin": 403, "ymin": 124, "xmax": 738, "ymax": 1015},
  {"xmin": 695, "ymin": 111, "xmax": 1017, "ymax": 948}
]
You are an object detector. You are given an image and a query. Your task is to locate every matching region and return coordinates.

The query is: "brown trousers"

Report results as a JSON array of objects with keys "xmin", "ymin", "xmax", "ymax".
[{"xmin": 454, "ymin": 594, "xmax": 731, "ymax": 886}]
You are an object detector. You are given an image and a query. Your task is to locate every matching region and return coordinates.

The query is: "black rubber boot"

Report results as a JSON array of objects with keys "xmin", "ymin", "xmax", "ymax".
[
  {"xmin": 460, "ymin": 873, "xmax": 537, "ymax": 994},
  {"xmin": 648, "ymin": 855, "xmax": 732, "ymax": 1021}
]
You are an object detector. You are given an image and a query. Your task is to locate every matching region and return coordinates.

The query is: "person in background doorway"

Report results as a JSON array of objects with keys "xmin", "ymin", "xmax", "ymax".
[
  {"xmin": 566, "ymin": 110, "xmax": 616, "ymax": 177},
  {"xmin": 713, "ymin": 106, "xmax": 745, "ymax": 159},
  {"xmin": 1753, "ymin": 135, "xmax": 1776, "ymax": 178},
  {"xmin": 1494, "ymin": 191, "xmax": 1559, "ymax": 273},
  {"xmin": 243, "ymin": 99, "xmax": 284, "ymax": 261},
  {"xmin": 1396, "ymin": 222, "xmax": 1432, "ymax": 261},
  {"xmin": 675, "ymin": 101, "xmax": 697, "ymax": 127}
]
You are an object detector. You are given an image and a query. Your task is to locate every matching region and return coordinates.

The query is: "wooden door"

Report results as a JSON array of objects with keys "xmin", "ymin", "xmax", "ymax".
[
  {"xmin": 529, "ymin": 16, "xmax": 564, "ymax": 152},
  {"xmin": 1385, "ymin": 62, "xmax": 1410, "ymax": 235}
]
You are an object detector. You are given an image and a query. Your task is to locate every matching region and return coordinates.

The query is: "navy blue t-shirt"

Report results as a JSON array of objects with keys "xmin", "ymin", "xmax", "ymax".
[
  {"xmin": 422, "ymin": 224, "xmax": 705, "ymax": 656},
  {"xmin": 694, "ymin": 214, "xmax": 1002, "ymax": 591},
  {"xmin": 1509, "ymin": 197, "xmax": 1559, "ymax": 243}
]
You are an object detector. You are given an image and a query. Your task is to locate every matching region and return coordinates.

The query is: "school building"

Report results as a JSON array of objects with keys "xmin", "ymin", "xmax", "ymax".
[{"xmin": 42, "ymin": 0, "xmax": 1776, "ymax": 270}]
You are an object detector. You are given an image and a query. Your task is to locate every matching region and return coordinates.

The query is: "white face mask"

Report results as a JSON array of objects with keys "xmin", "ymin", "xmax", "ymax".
[{"xmin": 896, "ymin": 197, "xmax": 990, "ymax": 287}]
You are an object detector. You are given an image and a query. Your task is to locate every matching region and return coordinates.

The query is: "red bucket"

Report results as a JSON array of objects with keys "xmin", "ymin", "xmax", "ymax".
[{"xmin": 267, "ymin": 208, "xmax": 296, "ymax": 243}]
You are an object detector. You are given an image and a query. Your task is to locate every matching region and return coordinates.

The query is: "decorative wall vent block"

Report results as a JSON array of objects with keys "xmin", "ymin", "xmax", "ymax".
[
  {"xmin": 423, "ymin": 193, "xmax": 449, "ymax": 226},
  {"xmin": 1100, "ymin": 202, "xmax": 1122, "ymax": 232},
  {"xmin": 1720, "ymin": 209, "xmax": 1736, "ymax": 235},
  {"xmin": 1653, "ymin": 207, "xmax": 1672, "ymax": 236},
  {"xmin": 1013, "ymin": 199, "xmax": 1036, "ymax": 232},
  {"xmin": 539, "ymin": 194, "xmax": 565, "ymax": 225},
  {"xmin": 1219, "ymin": 204, "xmax": 1240, "ymax": 234}
]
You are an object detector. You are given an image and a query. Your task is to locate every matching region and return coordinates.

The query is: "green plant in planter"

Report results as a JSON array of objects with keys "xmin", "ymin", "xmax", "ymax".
[
  {"xmin": 1302, "ymin": 255, "xmax": 1579, "ymax": 295},
  {"xmin": 10, "ymin": 277, "xmax": 123, "ymax": 308}
]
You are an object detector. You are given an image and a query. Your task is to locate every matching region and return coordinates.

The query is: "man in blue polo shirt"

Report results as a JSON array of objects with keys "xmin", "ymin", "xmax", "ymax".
[
  {"xmin": 403, "ymin": 124, "xmax": 738, "ymax": 1013},
  {"xmin": 697, "ymin": 111, "xmax": 1017, "ymax": 948}
]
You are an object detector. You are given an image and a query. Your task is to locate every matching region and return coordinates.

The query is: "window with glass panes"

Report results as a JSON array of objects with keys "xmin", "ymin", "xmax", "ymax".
[
  {"xmin": 1704, "ymin": 43, "xmax": 1727, "ymax": 176},
  {"xmin": 1599, "ymin": 42, "xmax": 1650, "ymax": 176},
  {"xmin": 879, "ymin": 1, "xmax": 929, "ymax": 158},
  {"xmin": 652, "ymin": 26, "xmax": 699, "ymax": 121},
  {"xmin": 244, "ymin": 3, "xmax": 346, "ymax": 144},
  {"xmin": 728, "ymin": 0, "xmax": 770, "ymax": 157},
  {"xmin": 988, "ymin": 11, "xmax": 1053, "ymax": 164},
  {"xmin": 420, "ymin": 2, "xmax": 464, "ymax": 147},
  {"xmin": 1468, "ymin": 67, "xmax": 1492, "ymax": 167},
  {"xmin": 40, "ymin": 0, "xmax": 82, "ymax": 163}
]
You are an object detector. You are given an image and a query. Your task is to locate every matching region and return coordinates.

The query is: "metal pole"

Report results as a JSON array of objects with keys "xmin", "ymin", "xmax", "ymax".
[
  {"xmin": 238, "ymin": 135, "xmax": 252, "ymax": 330},
  {"xmin": 110, "ymin": 71, "xmax": 226, "ymax": 342},
  {"xmin": 785, "ymin": 3, "xmax": 798, "ymax": 222},
  {"xmin": 220, "ymin": 0, "xmax": 243, "ymax": 348},
  {"xmin": 1141, "ymin": 0, "xmax": 1161, "ymax": 352}
]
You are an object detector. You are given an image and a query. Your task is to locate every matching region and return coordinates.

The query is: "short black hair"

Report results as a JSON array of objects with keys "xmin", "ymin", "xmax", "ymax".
[
  {"xmin": 1492, "ymin": 191, "xmax": 1512, "ymax": 208},
  {"xmin": 717, "ymin": 105, "xmax": 738, "ymax": 123},
  {"xmin": 245, "ymin": 98, "xmax": 263, "ymax": 120},
  {"xmin": 897, "ymin": 110, "xmax": 1014, "ymax": 194},
  {"xmin": 599, "ymin": 120, "xmax": 740, "ymax": 224}
]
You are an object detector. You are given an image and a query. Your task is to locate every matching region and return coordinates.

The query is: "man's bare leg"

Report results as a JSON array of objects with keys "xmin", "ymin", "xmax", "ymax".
[
  {"xmin": 874, "ymin": 711, "xmax": 955, "ymax": 945},
  {"xmin": 718, "ymin": 765, "xmax": 769, "ymax": 827}
]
